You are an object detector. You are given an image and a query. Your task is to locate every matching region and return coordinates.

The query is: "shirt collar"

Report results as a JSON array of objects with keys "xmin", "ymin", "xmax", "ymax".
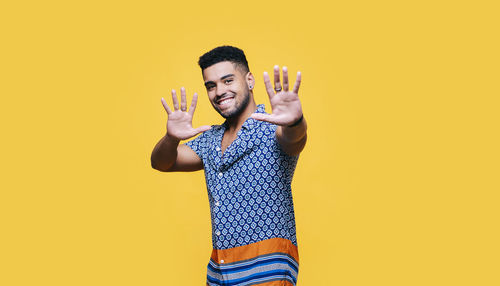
[{"xmin": 242, "ymin": 104, "xmax": 266, "ymax": 130}]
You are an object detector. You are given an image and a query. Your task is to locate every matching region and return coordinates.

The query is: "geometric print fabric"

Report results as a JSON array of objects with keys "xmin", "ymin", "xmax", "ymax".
[
  {"xmin": 185, "ymin": 104, "xmax": 299, "ymax": 250},
  {"xmin": 185, "ymin": 104, "xmax": 300, "ymax": 285}
]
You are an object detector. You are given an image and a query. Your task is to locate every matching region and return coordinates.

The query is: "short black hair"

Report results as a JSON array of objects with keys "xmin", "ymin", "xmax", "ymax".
[{"xmin": 198, "ymin": 45, "xmax": 249, "ymax": 73}]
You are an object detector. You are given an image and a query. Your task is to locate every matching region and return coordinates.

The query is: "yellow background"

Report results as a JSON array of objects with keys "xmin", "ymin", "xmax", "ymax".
[{"xmin": 1, "ymin": 0, "xmax": 499, "ymax": 285}]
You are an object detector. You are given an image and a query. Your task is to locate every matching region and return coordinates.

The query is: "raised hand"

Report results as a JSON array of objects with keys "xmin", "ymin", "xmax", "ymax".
[
  {"xmin": 161, "ymin": 87, "xmax": 211, "ymax": 141},
  {"xmin": 250, "ymin": 65, "xmax": 303, "ymax": 126}
]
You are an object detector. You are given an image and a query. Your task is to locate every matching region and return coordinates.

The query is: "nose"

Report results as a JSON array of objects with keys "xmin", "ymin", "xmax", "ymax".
[{"xmin": 215, "ymin": 82, "xmax": 228, "ymax": 97}]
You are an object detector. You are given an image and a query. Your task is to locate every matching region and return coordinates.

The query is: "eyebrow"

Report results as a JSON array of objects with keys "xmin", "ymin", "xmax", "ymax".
[{"xmin": 204, "ymin": 74, "xmax": 235, "ymax": 87}]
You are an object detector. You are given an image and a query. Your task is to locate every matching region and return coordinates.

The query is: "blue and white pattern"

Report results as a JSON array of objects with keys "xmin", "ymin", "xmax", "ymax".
[
  {"xmin": 185, "ymin": 104, "xmax": 299, "ymax": 250},
  {"xmin": 206, "ymin": 252, "xmax": 298, "ymax": 286}
]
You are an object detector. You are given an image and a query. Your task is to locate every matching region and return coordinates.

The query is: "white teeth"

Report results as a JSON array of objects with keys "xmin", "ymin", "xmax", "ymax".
[{"xmin": 218, "ymin": 97, "xmax": 234, "ymax": 106}]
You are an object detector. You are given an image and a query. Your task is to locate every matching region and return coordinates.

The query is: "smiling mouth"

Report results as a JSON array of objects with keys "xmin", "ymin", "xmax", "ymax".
[{"xmin": 217, "ymin": 96, "xmax": 234, "ymax": 106}]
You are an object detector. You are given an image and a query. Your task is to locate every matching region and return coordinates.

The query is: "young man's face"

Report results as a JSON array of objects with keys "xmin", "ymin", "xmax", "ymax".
[{"xmin": 202, "ymin": 61, "xmax": 254, "ymax": 119}]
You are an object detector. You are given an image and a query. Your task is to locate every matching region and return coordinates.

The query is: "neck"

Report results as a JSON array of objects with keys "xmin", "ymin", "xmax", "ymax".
[{"xmin": 225, "ymin": 97, "xmax": 257, "ymax": 133}]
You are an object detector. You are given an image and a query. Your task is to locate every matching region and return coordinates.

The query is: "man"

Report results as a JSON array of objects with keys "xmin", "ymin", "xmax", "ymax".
[{"xmin": 151, "ymin": 46, "xmax": 307, "ymax": 285}]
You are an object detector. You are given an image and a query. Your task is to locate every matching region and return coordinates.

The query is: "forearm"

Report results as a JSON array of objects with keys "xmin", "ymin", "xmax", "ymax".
[
  {"xmin": 151, "ymin": 134, "xmax": 180, "ymax": 171},
  {"xmin": 276, "ymin": 117, "xmax": 308, "ymax": 156}
]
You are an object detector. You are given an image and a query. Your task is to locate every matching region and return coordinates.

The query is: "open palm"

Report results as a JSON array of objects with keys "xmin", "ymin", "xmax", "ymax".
[
  {"xmin": 161, "ymin": 87, "xmax": 211, "ymax": 140},
  {"xmin": 250, "ymin": 65, "xmax": 303, "ymax": 126}
]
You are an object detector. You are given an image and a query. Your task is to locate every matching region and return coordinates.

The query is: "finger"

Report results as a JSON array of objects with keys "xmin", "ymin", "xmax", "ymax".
[
  {"xmin": 273, "ymin": 65, "xmax": 281, "ymax": 92},
  {"xmin": 250, "ymin": 113, "xmax": 278, "ymax": 124},
  {"xmin": 188, "ymin": 92, "xmax": 199, "ymax": 116},
  {"xmin": 292, "ymin": 71, "xmax": 302, "ymax": 94},
  {"xmin": 180, "ymin": 87, "xmax": 187, "ymax": 111},
  {"xmin": 171, "ymin": 89, "xmax": 179, "ymax": 110},
  {"xmin": 161, "ymin": 97, "xmax": 172, "ymax": 115},
  {"xmin": 263, "ymin": 72, "xmax": 275, "ymax": 99},
  {"xmin": 282, "ymin": 66, "xmax": 289, "ymax": 92}
]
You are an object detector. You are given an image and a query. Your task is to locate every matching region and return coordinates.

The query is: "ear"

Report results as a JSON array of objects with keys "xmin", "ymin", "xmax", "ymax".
[{"xmin": 246, "ymin": 72, "xmax": 255, "ymax": 89}]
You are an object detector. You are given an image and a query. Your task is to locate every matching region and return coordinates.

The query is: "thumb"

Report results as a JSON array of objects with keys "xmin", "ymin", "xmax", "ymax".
[
  {"xmin": 250, "ymin": 113, "xmax": 275, "ymax": 123},
  {"xmin": 193, "ymin": 125, "xmax": 212, "ymax": 135}
]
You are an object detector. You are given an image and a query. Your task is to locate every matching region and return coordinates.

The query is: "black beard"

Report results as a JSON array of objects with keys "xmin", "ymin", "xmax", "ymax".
[{"xmin": 217, "ymin": 90, "xmax": 250, "ymax": 119}]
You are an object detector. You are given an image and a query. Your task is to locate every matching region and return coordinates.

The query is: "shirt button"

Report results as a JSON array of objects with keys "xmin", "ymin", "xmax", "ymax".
[
  {"xmin": 216, "ymin": 231, "xmax": 221, "ymax": 235},
  {"xmin": 215, "ymin": 201, "xmax": 220, "ymax": 206},
  {"xmin": 220, "ymin": 259, "xmax": 224, "ymax": 263},
  {"xmin": 216, "ymin": 147, "xmax": 221, "ymax": 151},
  {"xmin": 218, "ymin": 172, "xmax": 223, "ymax": 178}
]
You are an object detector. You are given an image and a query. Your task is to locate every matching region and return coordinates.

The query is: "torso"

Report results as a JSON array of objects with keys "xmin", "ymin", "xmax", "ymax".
[
  {"xmin": 220, "ymin": 129, "xmax": 239, "ymax": 155},
  {"xmin": 184, "ymin": 104, "xmax": 301, "ymax": 284}
]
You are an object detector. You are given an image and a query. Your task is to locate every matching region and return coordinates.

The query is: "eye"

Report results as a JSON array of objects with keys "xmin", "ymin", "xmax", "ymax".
[
  {"xmin": 206, "ymin": 85, "xmax": 215, "ymax": 91},
  {"xmin": 224, "ymin": 79, "xmax": 233, "ymax": 84}
]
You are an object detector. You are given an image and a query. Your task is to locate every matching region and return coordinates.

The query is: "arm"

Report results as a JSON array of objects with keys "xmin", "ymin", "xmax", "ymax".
[
  {"xmin": 276, "ymin": 116, "xmax": 307, "ymax": 156},
  {"xmin": 151, "ymin": 87, "xmax": 210, "ymax": 172},
  {"xmin": 251, "ymin": 65, "xmax": 307, "ymax": 156},
  {"xmin": 151, "ymin": 135, "xmax": 204, "ymax": 172}
]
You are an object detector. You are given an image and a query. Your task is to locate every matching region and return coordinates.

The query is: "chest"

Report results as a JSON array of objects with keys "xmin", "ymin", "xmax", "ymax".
[{"xmin": 220, "ymin": 130, "xmax": 239, "ymax": 154}]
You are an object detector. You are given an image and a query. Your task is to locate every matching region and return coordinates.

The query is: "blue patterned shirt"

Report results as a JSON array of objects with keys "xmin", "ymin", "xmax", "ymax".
[{"xmin": 185, "ymin": 104, "xmax": 301, "ymax": 285}]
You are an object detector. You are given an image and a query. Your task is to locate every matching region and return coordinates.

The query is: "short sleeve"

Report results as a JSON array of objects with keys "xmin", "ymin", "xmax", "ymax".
[{"xmin": 184, "ymin": 129, "xmax": 211, "ymax": 160}]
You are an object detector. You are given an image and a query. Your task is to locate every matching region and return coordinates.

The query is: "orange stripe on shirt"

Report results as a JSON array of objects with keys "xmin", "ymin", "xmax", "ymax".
[
  {"xmin": 210, "ymin": 237, "xmax": 299, "ymax": 264},
  {"xmin": 253, "ymin": 280, "xmax": 296, "ymax": 286}
]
